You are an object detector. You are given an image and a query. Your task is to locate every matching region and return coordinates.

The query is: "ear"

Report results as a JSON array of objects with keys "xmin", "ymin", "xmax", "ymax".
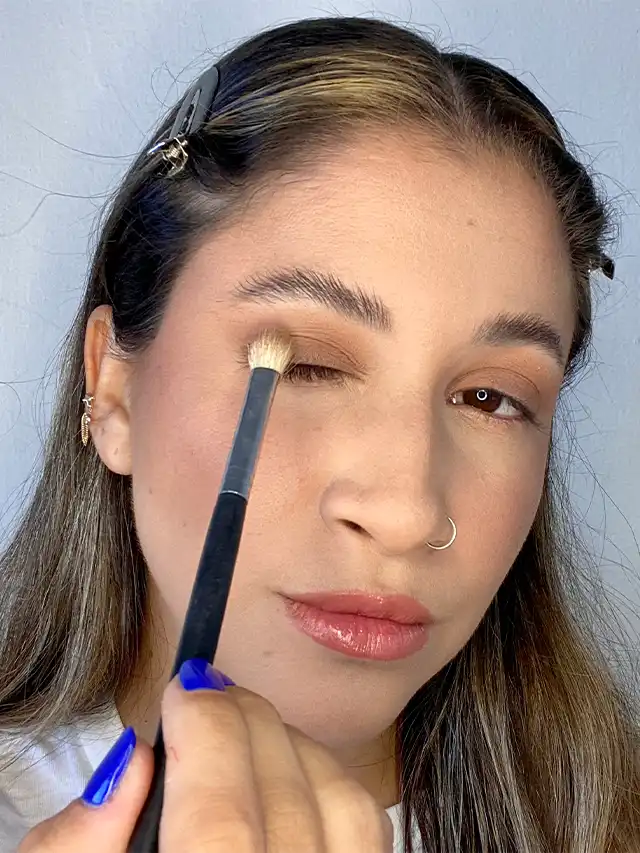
[{"xmin": 84, "ymin": 306, "xmax": 134, "ymax": 475}]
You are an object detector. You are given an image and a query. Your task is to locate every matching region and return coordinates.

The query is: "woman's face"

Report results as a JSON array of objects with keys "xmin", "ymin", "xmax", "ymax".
[{"xmin": 92, "ymin": 130, "xmax": 574, "ymax": 751}]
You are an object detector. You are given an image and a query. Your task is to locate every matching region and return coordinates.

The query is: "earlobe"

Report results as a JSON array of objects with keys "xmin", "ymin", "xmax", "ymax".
[{"xmin": 84, "ymin": 306, "xmax": 134, "ymax": 476}]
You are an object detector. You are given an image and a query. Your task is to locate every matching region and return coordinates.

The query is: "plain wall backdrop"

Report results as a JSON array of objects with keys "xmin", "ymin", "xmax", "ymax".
[{"xmin": 1, "ymin": 1, "xmax": 638, "ymax": 662}]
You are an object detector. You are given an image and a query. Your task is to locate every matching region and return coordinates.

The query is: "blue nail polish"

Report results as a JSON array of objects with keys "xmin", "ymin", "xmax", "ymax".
[
  {"xmin": 82, "ymin": 727, "xmax": 136, "ymax": 807},
  {"xmin": 179, "ymin": 658, "xmax": 230, "ymax": 691}
]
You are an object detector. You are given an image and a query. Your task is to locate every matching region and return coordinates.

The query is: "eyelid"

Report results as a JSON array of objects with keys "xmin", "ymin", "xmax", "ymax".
[
  {"xmin": 451, "ymin": 368, "xmax": 542, "ymax": 410},
  {"xmin": 236, "ymin": 327, "xmax": 367, "ymax": 375},
  {"xmin": 288, "ymin": 334, "xmax": 366, "ymax": 374}
]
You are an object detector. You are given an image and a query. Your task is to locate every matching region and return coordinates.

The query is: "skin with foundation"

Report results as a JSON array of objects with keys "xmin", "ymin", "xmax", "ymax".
[{"xmin": 84, "ymin": 129, "xmax": 574, "ymax": 809}]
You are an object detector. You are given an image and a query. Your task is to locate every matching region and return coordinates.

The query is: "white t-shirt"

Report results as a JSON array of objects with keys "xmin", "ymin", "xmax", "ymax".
[{"xmin": 0, "ymin": 705, "xmax": 423, "ymax": 852}]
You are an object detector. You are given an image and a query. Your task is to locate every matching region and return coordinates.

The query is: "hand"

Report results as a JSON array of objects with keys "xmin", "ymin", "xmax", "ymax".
[{"xmin": 18, "ymin": 660, "xmax": 394, "ymax": 852}]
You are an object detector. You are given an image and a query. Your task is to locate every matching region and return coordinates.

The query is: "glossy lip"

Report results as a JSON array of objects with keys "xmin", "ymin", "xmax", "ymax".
[
  {"xmin": 281, "ymin": 591, "xmax": 433, "ymax": 625},
  {"xmin": 281, "ymin": 597, "xmax": 430, "ymax": 661}
]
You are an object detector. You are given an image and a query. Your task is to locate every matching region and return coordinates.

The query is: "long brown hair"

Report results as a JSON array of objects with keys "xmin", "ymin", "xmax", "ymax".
[{"xmin": 1, "ymin": 17, "xmax": 637, "ymax": 852}]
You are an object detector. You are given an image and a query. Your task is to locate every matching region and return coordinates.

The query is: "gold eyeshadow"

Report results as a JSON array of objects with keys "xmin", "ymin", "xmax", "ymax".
[
  {"xmin": 230, "ymin": 310, "xmax": 559, "ymax": 414},
  {"xmin": 232, "ymin": 318, "xmax": 367, "ymax": 375},
  {"xmin": 284, "ymin": 332, "xmax": 367, "ymax": 375}
]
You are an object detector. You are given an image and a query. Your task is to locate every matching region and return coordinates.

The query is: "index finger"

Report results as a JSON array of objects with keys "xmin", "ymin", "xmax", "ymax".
[{"xmin": 159, "ymin": 676, "xmax": 264, "ymax": 852}]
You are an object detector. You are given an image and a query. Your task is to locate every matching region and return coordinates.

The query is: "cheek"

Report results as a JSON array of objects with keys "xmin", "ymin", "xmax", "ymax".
[
  {"xmin": 448, "ymin": 436, "xmax": 548, "ymax": 613},
  {"xmin": 127, "ymin": 352, "xmax": 251, "ymax": 616},
  {"xmin": 426, "ymin": 438, "xmax": 549, "ymax": 671},
  {"xmin": 126, "ymin": 355, "xmax": 318, "ymax": 623}
]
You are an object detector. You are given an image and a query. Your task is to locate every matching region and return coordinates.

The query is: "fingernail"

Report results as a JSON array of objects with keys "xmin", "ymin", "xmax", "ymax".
[
  {"xmin": 179, "ymin": 658, "xmax": 234, "ymax": 691},
  {"xmin": 82, "ymin": 727, "xmax": 136, "ymax": 807}
]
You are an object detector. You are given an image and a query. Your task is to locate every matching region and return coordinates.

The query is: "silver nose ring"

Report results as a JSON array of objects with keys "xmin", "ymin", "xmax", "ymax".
[{"xmin": 426, "ymin": 516, "xmax": 457, "ymax": 550}]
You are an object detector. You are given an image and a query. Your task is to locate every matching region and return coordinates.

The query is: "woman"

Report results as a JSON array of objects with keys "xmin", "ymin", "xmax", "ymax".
[{"xmin": 0, "ymin": 15, "xmax": 638, "ymax": 853}]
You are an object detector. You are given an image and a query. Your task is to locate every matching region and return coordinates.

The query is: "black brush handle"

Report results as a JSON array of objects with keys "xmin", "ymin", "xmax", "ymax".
[{"xmin": 127, "ymin": 491, "xmax": 247, "ymax": 853}]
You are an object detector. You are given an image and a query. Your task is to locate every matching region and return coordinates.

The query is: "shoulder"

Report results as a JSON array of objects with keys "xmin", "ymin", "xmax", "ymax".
[
  {"xmin": 386, "ymin": 801, "xmax": 427, "ymax": 852},
  {"xmin": 0, "ymin": 727, "xmax": 79, "ymax": 850},
  {"xmin": 0, "ymin": 784, "xmax": 30, "ymax": 852},
  {"xmin": 0, "ymin": 711, "xmax": 121, "ymax": 852}
]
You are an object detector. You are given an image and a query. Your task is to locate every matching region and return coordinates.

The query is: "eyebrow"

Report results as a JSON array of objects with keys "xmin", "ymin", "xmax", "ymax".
[
  {"xmin": 473, "ymin": 312, "xmax": 566, "ymax": 367},
  {"xmin": 231, "ymin": 267, "xmax": 392, "ymax": 332},
  {"xmin": 232, "ymin": 266, "xmax": 565, "ymax": 366}
]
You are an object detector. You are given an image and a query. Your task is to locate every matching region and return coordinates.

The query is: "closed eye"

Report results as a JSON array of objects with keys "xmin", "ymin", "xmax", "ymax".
[{"xmin": 283, "ymin": 363, "xmax": 347, "ymax": 385}]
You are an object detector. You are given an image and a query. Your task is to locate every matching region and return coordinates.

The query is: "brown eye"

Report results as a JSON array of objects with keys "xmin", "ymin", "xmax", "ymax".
[
  {"xmin": 464, "ymin": 388, "xmax": 504, "ymax": 413},
  {"xmin": 450, "ymin": 388, "xmax": 527, "ymax": 421}
]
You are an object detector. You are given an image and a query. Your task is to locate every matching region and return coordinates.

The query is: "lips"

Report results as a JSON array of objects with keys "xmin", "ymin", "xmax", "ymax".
[
  {"xmin": 282, "ymin": 591, "xmax": 432, "ymax": 625},
  {"xmin": 281, "ymin": 593, "xmax": 431, "ymax": 661}
]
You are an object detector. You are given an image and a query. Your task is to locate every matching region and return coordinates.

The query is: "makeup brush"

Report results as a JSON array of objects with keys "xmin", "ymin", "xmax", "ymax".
[{"xmin": 128, "ymin": 330, "xmax": 292, "ymax": 853}]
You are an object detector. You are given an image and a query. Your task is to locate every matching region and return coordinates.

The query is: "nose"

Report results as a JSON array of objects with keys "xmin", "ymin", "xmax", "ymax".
[{"xmin": 318, "ymin": 412, "xmax": 450, "ymax": 558}]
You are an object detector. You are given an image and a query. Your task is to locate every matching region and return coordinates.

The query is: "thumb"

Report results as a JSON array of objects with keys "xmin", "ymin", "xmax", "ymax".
[{"xmin": 19, "ymin": 729, "xmax": 153, "ymax": 852}]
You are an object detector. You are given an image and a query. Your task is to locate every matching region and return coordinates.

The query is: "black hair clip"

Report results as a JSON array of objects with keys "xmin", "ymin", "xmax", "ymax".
[
  {"xmin": 590, "ymin": 252, "xmax": 615, "ymax": 280},
  {"xmin": 146, "ymin": 65, "xmax": 221, "ymax": 176},
  {"xmin": 599, "ymin": 254, "xmax": 615, "ymax": 280}
]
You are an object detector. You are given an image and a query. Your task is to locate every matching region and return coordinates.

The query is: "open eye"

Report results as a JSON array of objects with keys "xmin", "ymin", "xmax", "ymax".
[
  {"xmin": 449, "ymin": 388, "xmax": 531, "ymax": 421},
  {"xmin": 283, "ymin": 363, "xmax": 346, "ymax": 385}
]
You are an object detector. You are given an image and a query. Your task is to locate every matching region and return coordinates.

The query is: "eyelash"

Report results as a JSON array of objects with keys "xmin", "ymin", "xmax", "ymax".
[
  {"xmin": 282, "ymin": 363, "xmax": 539, "ymax": 426},
  {"xmin": 283, "ymin": 363, "xmax": 348, "ymax": 385}
]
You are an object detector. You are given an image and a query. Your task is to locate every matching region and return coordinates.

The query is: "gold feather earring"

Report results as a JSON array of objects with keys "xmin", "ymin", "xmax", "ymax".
[{"xmin": 81, "ymin": 395, "xmax": 94, "ymax": 447}]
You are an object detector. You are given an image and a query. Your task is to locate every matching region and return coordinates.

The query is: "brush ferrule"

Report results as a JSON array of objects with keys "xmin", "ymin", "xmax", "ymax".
[{"xmin": 220, "ymin": 367, "xmax": 280, "ymax": 499}]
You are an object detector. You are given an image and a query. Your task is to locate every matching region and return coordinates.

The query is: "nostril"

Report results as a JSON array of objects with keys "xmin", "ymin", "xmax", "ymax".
[{"xmin": 343, "ymin": 519, "xmax": 366, "ymax": 534}]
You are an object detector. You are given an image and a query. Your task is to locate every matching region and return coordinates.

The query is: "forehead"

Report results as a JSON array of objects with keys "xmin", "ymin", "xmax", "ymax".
[{"xmin": 186, "ymin": 130, "xmax": 575, "ymax": 340}]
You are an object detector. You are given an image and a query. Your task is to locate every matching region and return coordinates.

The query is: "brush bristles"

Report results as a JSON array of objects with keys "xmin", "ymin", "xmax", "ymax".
[{"xmin": 247, "ymin": 331, "xmax": 292, "ymax": 374}]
